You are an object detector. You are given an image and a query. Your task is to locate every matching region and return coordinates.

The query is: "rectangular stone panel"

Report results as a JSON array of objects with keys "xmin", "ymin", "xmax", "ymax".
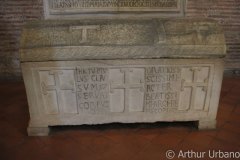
[
  {"xmin": 109, "ymin": 68, "xmax": 145, "ymax": 112},
  {"xmin": 144, "ymin": 66, "xmax": 181, "ymax": 113},
  {"xmin": 76, "ymin": 67, "xmax": 109, "ymax": 114},
  {"xmin": 21, "ymin": 59, "xmax": 224, "ymax": 134},
  {"xmin": 36, "ymin": 63, "xmax": 214, "ymax": 116},
  {"xmin": 39, "ymin": 69, "xmax": 77, "ymax": 114},
  {"xmin": 43, "ymin": 0, "xmax": 186, "ymax": 19}
]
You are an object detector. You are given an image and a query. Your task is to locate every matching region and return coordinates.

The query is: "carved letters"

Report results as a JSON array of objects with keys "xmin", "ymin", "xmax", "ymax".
[
  {"xmin": 39, "ymin": 65, "xmax": 212, "ymax": 115},
  {"xmin": 145, "ymin": 66, "xmax": 181, "ymax": 113},
  {"xmin": 76, "ymin": 67, "xmax": 109, "ymax": 114},
  {"xmin": 49, "ymin": 0, "xmax": 179, "ymax": 10},
  {"xmin": 44, "ymin": 0, "xmax": 185, "ymax": 19}
]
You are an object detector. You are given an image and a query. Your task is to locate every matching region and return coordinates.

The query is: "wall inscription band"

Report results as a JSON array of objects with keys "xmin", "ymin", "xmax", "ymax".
[
  {"xmin": 43, "ymin": 0, "xmax": 185, "ymax": 19},
  {"xmin": 50, "ymin": 0, "xmax": 179, "ymax": 10}
]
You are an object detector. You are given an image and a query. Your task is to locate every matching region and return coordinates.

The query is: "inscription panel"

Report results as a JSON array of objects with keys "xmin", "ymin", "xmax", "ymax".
[
  {"xmin": 43, "ymin": 0, "xmax": 186, "ymax": 19},
  {"xmin": 39, "ymin": 64, "xmax": 213, "ymax": 115},
  {"xmin": 144, "ymin": 66, "xmax": 181, "ymax": 113},
  {"xmin": 49, "ymin": 0, "xmax": 179, "ymax": 11},
  {"xmin": 76, "ymin": 67, "xmax": 109, "ymax": 114}
]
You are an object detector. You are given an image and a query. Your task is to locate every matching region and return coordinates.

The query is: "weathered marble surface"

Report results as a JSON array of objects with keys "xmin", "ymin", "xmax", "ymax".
[
  {"xmin": 20, "ymin": 18, "xmax": 226, "ymax": 136},
  {"xmin": 23, "ymin": 59, "xmax": 224, "ymax": 136},
  {"xmin": 20, "ymin": 18, "xmax": 226, "ymax": 62},
  {"xmin": 43, "ymin": 0, "xmax": 186, "ymax": 19}
]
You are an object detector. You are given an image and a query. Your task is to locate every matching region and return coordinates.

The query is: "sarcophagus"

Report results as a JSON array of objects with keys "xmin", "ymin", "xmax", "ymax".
[{"xmin": 20, "ymin": 18, "xmax": 226, "ymax": 136}]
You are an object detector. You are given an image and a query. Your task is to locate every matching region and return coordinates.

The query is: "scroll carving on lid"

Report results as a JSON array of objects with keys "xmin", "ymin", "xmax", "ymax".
[{"xmin": 43, "ymin": 0, "xmax": 186, "ymax": 19}]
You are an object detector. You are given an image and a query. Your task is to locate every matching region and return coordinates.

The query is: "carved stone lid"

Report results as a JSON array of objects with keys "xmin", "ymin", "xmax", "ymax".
[{"xmin": 20, "ymin": 18, "xmax": 226, "ymax": 62}]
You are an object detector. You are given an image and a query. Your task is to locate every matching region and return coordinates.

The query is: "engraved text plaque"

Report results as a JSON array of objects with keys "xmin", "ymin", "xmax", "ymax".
[{"xmin": 44, "ymin": 0, "xmax": 186, "ymax": 19}]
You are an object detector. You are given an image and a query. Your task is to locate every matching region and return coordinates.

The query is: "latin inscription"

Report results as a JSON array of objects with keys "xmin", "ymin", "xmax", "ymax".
[
  {"xmin": 76, "ymin": 67, "xmax": 109, "ymax": 114},
  {"xmin": 75, "ymin": 66, "xmax": 182, "ymax": 114},
  {"xmin": 44, "ymin": 0, "xmax": 185, "ymax": 18},
  {"xmin": 144, "ymin": 66, "xmax": 181, "ymax": 113},
  {"xmin": 50, "ymin": 0, "xmax": 179, "ymax": 9},
  {"xmin": 40, "ymin": 64, "xmax": 212, "ymax": 116}
]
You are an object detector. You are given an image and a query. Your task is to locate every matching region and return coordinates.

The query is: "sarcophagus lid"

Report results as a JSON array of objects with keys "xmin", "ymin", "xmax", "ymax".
[{"xmin": 20, "ymin": 18, "xmax": 226, "ymax": 62}]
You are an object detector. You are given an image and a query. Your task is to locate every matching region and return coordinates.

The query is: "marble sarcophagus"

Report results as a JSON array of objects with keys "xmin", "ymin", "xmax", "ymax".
[{"xmin": 20, "ymin": 18, "xmax": 226, "ymax": 136}]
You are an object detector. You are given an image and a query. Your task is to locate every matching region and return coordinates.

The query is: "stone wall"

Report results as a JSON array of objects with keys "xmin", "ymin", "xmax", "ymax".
[
  {"xmin": 0, "ymin": 0, "xmax": 239, "ymax": 80},
  {"xmin": 0, "ymin": 0, "xmax": 43, "ymax": 80},
  {"xmin": 186, "ymin": 0, "xmax": 240, "ymax": 75}
]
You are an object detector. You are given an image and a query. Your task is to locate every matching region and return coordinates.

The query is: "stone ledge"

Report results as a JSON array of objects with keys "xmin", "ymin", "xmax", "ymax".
[{"xmin": 20, "ymin": 45, "xmax": 226, "ymax": 62}]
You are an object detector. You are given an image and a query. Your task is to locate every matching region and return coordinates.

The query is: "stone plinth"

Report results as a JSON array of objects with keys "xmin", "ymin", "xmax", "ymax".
[{"xmin": 20, "ymin": 18, "xmax": 226, "ymax": 136}]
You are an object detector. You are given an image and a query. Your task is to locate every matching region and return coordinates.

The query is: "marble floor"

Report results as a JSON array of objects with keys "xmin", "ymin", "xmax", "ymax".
[{"xmin": 0, "ymin": 77, "xmax": 239, "ymax": 160}]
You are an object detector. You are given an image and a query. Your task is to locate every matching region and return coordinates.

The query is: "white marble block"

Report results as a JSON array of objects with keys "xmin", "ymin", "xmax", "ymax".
[{"xmin": 20, "ymin": 18, "xmax": 226, "ymax": 136}]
